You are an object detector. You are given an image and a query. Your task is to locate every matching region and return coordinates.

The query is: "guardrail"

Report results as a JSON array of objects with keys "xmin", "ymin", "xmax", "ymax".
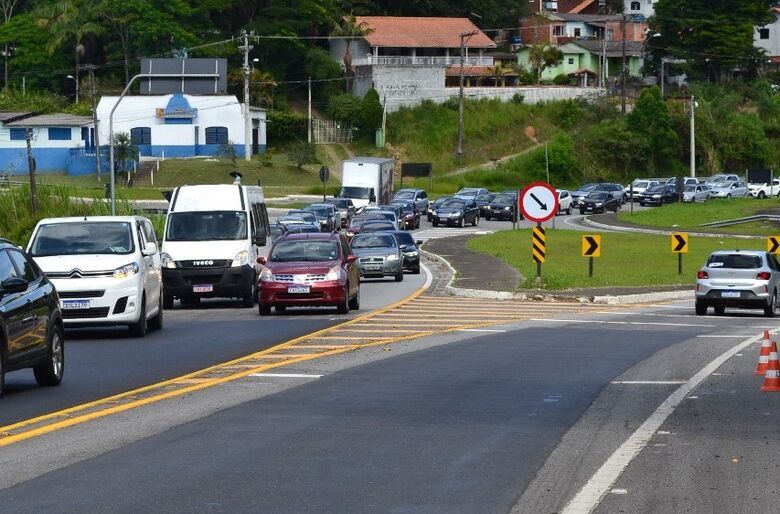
[{"xmin": 699, "ymin": 215, "xmax": 780, "ymax": 228}]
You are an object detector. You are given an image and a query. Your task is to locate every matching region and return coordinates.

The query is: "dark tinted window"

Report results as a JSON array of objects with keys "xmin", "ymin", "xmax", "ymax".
[
  {"xmin": 394, "ymin": 191, "xmax": 415, "ymax": 200},
  {"xmin": 166, "ymin": 212, "xmax": 247, "ymax": 242},
  {"xmin": 441, "ymin": 199, "xmax": 466, "ymax": 209},
  {"xmin": 205, "ymin": 126, "xmax": 228, "ymax": 145},
  {"xmin": 270, "ymin": 240, "xmax": 339, "ymax": 262},
  {"xmin": 351, "ymin": 234, "xmax": 397, "ymax": 248},
  {"xmin": 8, "ymin": 250, "xmax": 38, "ymax": 281},
  {"xmin": 588, "ymin": 192, "xmax": 610, "ymax": 200},
  {"xmin": 0, "ymin": 250, "xmax": 19, "ymax": 281},
  {"xmin": 393, "ymin": 232, "xmax": 415, "ymax": 246},
  {"xmin": 707, "ymin": 254, "xmax": 763, "ymax": 269},
  {"xmin": 131, "ymin": 127, "xmax": 151, "ymax": 145}
]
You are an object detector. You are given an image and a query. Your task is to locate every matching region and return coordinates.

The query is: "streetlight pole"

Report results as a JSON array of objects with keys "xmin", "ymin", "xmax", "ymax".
[
  {"xmin": 456, "ymin": 30, "xmax": 478, "ymax": 159},
  {"xmin": 690, "ymin": 95, "xmax": 696, "ymax": 178},
  {"xmin": 240, "ymin": 30, "xmax": 253, "ymax": 162},
  {"xmin": 109, "ymin": 72, "xmax": 219, "ymax": 215},
  {"xmin": 621, "ymin": 13, "xmax": 627, "ymax": 115}
]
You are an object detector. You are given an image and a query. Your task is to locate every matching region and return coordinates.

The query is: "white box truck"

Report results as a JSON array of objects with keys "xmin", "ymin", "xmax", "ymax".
[{"xmin": 339, "ymin": 157, "xmax": 395, "ymax": 210}]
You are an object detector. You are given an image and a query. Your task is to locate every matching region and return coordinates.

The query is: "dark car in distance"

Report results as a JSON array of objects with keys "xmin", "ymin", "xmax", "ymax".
[
  {"xmin": 431, "ymin": 198, "xmax": 480, "ymax": 227},
  {"xmin": 390, "ymin": 200, "xmax": 420, "ymax": 230},
  {"xmin": 392, "ymin": 189, "xmax": 429, "ymax": 214},
  {"xmin": 639, "ymin": 185, "xmax": 678, "ymax": 206},
  {"xmin": 427, "ymin": 196, "xmax": 450, "ymax": 222},
  {"xmin": 390, "ymin": 231, "xmax": 422, "ymax": 274},
  {"xmin": 257, "ymin": 233, "xmax": 360, "ymax": 315},
  {"xmin": 0, "ymin": 239, "xmax": 65, "ymax": 396},
  {"xmin": 579, "ymin": 191, "xmax": 621, "ymax": 214},
  {"xmin": 474, "ymin": 193, "xmax": 496, "ymax": 218},
  {"xmin": 485, "ymin": 193, "xmax": 517, "ymax": 221}
]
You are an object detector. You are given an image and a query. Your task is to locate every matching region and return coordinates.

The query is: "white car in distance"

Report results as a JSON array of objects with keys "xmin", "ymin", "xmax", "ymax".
[
  {"xmin": 708, "ymin": 180, "xmax": 749, "ymax": 198},
  {"xmin": 557, "ymin": 189, "xmax": 572, "ymax": 215},
  {"xmin": 682, "ymin": 184, "xmax": 709, "ymax": 203},
  {"xmin": 27, "ymin": 216, "xmax": 163, "ymax": 337}
]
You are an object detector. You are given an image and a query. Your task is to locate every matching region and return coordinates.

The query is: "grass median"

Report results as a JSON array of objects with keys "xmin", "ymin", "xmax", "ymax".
[
  {"xmin": 468, "ymin": 229, "xmax": 765, "ymax": 290},
  {"xmin": 616, "ymin": 198, "xmax": 780, "ymax": 236}
]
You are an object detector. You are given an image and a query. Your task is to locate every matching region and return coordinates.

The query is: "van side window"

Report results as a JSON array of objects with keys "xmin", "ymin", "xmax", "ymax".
[{"xmin": 250, "ymin": 202, "xmax": 269, "ymax": 237}]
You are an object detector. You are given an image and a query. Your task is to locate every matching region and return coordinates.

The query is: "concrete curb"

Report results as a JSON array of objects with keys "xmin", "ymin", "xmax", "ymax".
[
  {"xmin": 582, "ymin": 216, "xmax": 763, "ymax": 240},
  {"xmin": 422, "ymin": 246, "xmax": 694, "ymax": 305}
]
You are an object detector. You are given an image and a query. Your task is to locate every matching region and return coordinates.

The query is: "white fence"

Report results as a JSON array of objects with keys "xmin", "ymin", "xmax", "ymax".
[
  {"xmin": 312, "ymin": 119, "xmax": 353, "ymax": 144},
  {"xmin": 354, "ymin": 56, "xmax": 494, "ymax": 67}
]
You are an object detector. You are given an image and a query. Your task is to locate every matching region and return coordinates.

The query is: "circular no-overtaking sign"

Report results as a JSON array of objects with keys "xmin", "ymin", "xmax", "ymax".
[{"xmin": 519, "ymin": 181, "xmax": 559, "ymax": 223}]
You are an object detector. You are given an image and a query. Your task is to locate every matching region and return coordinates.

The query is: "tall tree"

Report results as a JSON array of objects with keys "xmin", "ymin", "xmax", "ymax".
[
  {"xmin": 627, "ymin": 87, "xmax": 678, "ymax": 173},
  {"xmin": 528, "ymin": 44, "xmax": 563, "ymax": 84},
  {"xmin": 330, "ymin": 14, "xmax": 373, "ymax": 93},
  {"xmin": 0, "ymin": 0, "xmax": 19, "ymax": 89},
  {"xmin": 650, "ymin": 0, "xmax": 774, "ymax": 82},
  {"xmin": 37, "ymin": 0, "xmax": 104, "ymax": 102}
]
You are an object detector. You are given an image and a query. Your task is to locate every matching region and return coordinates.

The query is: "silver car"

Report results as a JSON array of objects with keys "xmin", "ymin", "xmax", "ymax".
[
  {"xmin": 708, "ymin": 180, "xmax": 748, "ymax": 198},
  {"xmin": 682, "ymin": 185, "xmax": 708, "ymax": 203},
  {"xmin": 695, "ymin": 250, "xmax": 780, "ymax": 316},
  {"xmin": 349, "ymin": 232, "xmax": 404, "ymax": 282}
]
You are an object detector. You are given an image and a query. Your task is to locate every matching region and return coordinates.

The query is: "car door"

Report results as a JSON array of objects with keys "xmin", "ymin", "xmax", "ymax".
[
  {"xmin": 7, "ymin": 249, "xmax": 50, "ymax": 357},
  {"xmin": 341, "ymin": 236, "xmax": 359, "ymax": 296},
  {"xmin": 134, "ymin": 221, "xmax": 156, "ymax": 315},
  {"xmin": 0, "ymin": 250, "xmax": 36, "ymax": 363},
  {"xmin": 141, "ymin": 219, "xmax": 163, "ymax": 309}
]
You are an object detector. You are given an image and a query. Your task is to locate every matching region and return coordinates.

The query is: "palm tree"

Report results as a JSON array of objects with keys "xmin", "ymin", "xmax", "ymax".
[
  {"xmin": 489, "ymin": 63, "xmax": 509, "ymax": 87},
  {"xmin": 37, "ymin": 0, "xmax": 104, "ymax": 102},
  {"xmin": 330, "ymin": 15, "xmax": 373, "ymax": 93},
  {"xmin": 112, "ymin": 132, "xmax": 138, "ymax": 178}
]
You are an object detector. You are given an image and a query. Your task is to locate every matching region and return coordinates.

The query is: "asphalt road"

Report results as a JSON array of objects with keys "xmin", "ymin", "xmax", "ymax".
[
  {"xmin": 0, "ymin": 270, "xmax": 427, "ymax": 427},
  {"xmin": 2, "ymin": 300, "xmax": 776, "ymax": 512}
]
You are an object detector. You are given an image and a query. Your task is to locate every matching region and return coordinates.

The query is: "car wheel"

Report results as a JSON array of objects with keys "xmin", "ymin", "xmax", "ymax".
[
  {"xmin": 275, "ymin": 306, "xmax": 286, "ymax": 313},
  {"xmin": 765, "ymin": 291, "xmax": 777, "ymax": 318},
  {"xmin": 472, "ymin": 215, "xmax": 479, "ymax": 227},
  {"xmin": 33, "ymin": 324, "xmax": 64, "ymax": 387},
  {"xmin": 566, "ymin": 207, "xmax": 572, "ymax": 215},
  {"xmin": 416, "ymin": 218, "xmax": 420, "ymax": 229},
  {"xmin": 485, "ymin": 214, "xmax": 491, "ymax": 221},
  {"xmin": 412, "ymin": 266, "xmax": 421, "ymax": 275},
  {"xmin": 348, "ymin": 284, "xmax": 360, "ymax": 310},
  {"xmin": 579, "ymin": 209, "xmax": 585, "ymax": 215},
  {"xmin": 148, "ymin": 293, "xmax": 164, "ymax": 330},
  {"xmin": 695, "ymin": 302, "xmax": 707, "ymax": 316},
  {"xmin": 395, "ymin": 271, "xmax": 404, "ymax": 282},
  {"xmin": 432, "ymin": 220, "xmax": 439, "ymax": 227},
  {"xmin": 727, "ymin": 194, "xmax": 731, "ymax": 199},
  {"xmin": 336, "ymin": 287, "xmax": 349, "ymax": 314},
  {"xmin": 241, "ymin": 282, "xmax": 255, "ymax": 308},
  {"xmin": 258, "ymin": 303, "xmax": 271, "ymax": 316},
  {"xmin": 163, "ymin": 294, "xmax": 174, "ymax": 310},
  {"xmin": 457, "ymin": 218, "xmax": 464, "ymax": 228},
  {"xmin": 714, "ymin": 305, "xmax": 726, "ymax": 315},
  {"xmin": 128, "ymin": 298, "xmax": 148, "ymax": 337},
  {"xmin": 759, "ymin": 191, "xmax": 766, "ymax": 199}
]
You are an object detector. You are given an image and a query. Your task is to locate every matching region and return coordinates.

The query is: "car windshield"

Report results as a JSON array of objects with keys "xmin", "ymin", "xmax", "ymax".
[
  {"xmin": 577, "ymin": 183, "xmax": 599, "ymax": 192},
  {"xmin": 394, "ymin": 232, "xmax": 415, "ymax": 246},
  {"xmin": 714, "ymin": 181, "xmax": 733, "ymax": 188},
  {"xmin": 587, "ymin": 192, "xmax": 609, "ymax": 200},
  {"xmin": 287, "ymin": 225, "xmax": 320, "ymax": 233},
  {"xmin": 633, "ymin": 181, "xmax": 649, "ymax": 188},
  {"xmin": 304, "ymin": 205, "xmax": 329, "ymax": 217},
  {"xmin": 456, "ymin": 188, "xmax": 478, "ymax": 195},
  {"xmin": 684, "ymin": 186, "xmax": 697, "ymax": 192},
  {"xmin": 433, "ymin": 197, "xmax": 449, "ymax": 207},
  {"xmin": 30, "ymin": 222, "xmax": 135, "ymax": 256},
  {"xmin": 270, "ymin": 240, "xmax": 339, "ymax": 262},
  {"xmin": 394, "ymin": 191, "xmax": 415, "ymax": 200},
  {"xmin": 476, "ymin": 194, "xmax": 494, "ymax": 202},
  {"xmin": 351, "ymin": 234, "xmax": 396, "ymax": 249},
  {"xmin": 441, "ymin": 199, "xmax": 465, "ymax": 209},
  {"xmin": 287, "ymin": 212, "xmax": 317, "ymax": 223},
  {"xmin": 340, "ymin": 186, "xmax": 372, "ymax": 199},
  {"xmin": 373, "ymin": 211, "xmax": 396, "ymax": 221},
  {"xmin": 361, "ymin": 222, "xmax": 395, "ymax": 233},
  {"xmin": 707, "ymin": 254, "xmax": 763, "ymax": 269},
  {"xmin": 493, "ymin": 195, "xmax": 515, "ymax": 205},
  {"xmin": 166, "ymin": 211, "xmax": 247, "ymax": 242},
  {"xmin": 647, "ymin": 186, "xmax": 665, "ymax": 193},
  {"xmin": 393, "ymin": 204, "xmax": 413, "ymax": 214},
  {"xmin": 326, "ymin": 199, "xmax": 349, "ymax": 208}
]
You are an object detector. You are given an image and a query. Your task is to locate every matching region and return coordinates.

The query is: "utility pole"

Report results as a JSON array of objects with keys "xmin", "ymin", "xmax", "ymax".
[
  {"xmin": 690, "ymin": 95, "xmax": 696, "ymax": 178},
  {"xmin": 21, "ymin": 75, "xmax": 24, "ymax": 96},
  {"xmin": 24, "ymin": 128, "xmax": 37, "ymax": 213},
  {"xmin": 621, "ymin": 13, "xmax": 627, "ymax": 115},
  {"xmin": 307, "ymin": 76, "xmax": 312, "ymax": 144},
  {"xmin": 601, "ymin": 32, "xmax": 607, "ymax": 88},
  {"xmin": 660, "ymin": 58, "xmax": 665, "ymax": 98},
  {"xmin": 241, "ymin": 30, "xmax": 252, "ymax": 162},
  {"xmin": 87, "ymin": 64, "xmax": 101, "ymax": 181},
  {"xmin": 456, "ymin": 30, "xmax": 477, "ymax": 159}
]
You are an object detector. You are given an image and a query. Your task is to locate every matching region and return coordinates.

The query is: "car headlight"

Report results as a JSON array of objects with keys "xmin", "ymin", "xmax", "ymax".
[
  {"xmin": 231, "ymin": 250, "xmax": 248, "ymax": 267},
  {"xmin": 259, "ymin": 268, "xmax": 273, "ymax": 282},
  {"xmin": 453, "ymin": 211, "xmax": 461, "ymax": 216},
  {"xmin": 406, "ymin": 251, "xmax": 418, "ymax": 257},
  {"xmin": 387, "ymin": 254, "xmax": 399, "ymax": 261},
  {"xmin": 653, "ymin": 195, "xmax": 661, "ymax": 198},
  {"xmin": 347, "ymin": 231, "xmax": 355, "ymax": 237},
  {"xmin": 432, "ymin": 210, "xmax": 437, "ymax": 216},
  {"xmin": 504, "ymin": 206, "xmax": 511, "ymax": 210},
  {"xmin": 595, "ymin": 203, "xmax": 603, "ymax": 206},
  {"xmin": 113, "ymin": 262, "xmax": 139, "ymax": 279},
  {"xmin": 325, "ymin": 265, "xmax": 343, "ymax": 281},
  {"xmin": 161, "ymin": 252, "xmax": 176, "ymax": 269}
]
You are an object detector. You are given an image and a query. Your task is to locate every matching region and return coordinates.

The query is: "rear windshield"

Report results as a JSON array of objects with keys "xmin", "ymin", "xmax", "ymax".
[
  {"xmin": 707, "ymin": 254, "xmax": 763, "ymax": 269},
  {"xmin": 394, "ymin": 191, "xmax": 415, "ymax": 200},
  {"xmin": 441, "ymin": 199, "xmax": 465, "ymax": 209},
  {"xmin": 270, "ymin": 240, "xmax": 339, "ymax": 262},
  {"xmin": 493, "ymin": 195, "xmax": 515, "ymax": 205},
  {"xmin": 351, "ymin": 234, "xmax": 396, "ymax": 248},
  {"xmin": 30, "ymin": 222, "xmax": 134, "ymax": 256}
]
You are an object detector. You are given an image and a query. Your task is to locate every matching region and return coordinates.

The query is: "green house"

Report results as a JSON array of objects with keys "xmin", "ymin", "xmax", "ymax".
[{"xmin": 517, "ymin": 41, "xmax": 644, "ymax": 85}]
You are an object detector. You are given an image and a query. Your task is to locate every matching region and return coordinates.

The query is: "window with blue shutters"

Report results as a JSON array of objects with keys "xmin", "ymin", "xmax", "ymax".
[
  {"xmin": 130, "ymin": 127, "xmax": 151, "ymax": 145},
  {"xmin": 9, "ymin": 128, "xmax": 26, "ymax": 141},
  {"xmin": 205, "ymin": 126, "xmax": 228, "ymax": 145},
  {"xmin": 48, "ymin": 127, "xmax": 72, "ymax": 140}
]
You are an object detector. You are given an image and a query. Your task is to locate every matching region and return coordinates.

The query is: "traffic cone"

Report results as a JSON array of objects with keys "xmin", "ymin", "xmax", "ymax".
[
  {"xmin": 755, "ymin": 331, "xmax": 773, "ymax": 376},
  {"xmin": 760, "ymin": 341, "xmax": 780, "ymax": 392}
]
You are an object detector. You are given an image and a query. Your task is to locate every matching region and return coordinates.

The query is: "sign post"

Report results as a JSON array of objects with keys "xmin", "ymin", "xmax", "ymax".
[
  {"xmin": 671, "ymin": 232, "xmax": 688, "ymax": 275},
  {"xmin": 582, "ymin": 234, "xmax": 601, "ymax": 277},
  {"xmin": 319, "ymin": 166, "xmax": 329, "ymax": 202},
  {"xmin": 519, "ymin": 182, "xmax": 559, "ymax": 283},
  {"xmin": 768, "ymin": 236, "xmax": 780, "ymax": 254}
]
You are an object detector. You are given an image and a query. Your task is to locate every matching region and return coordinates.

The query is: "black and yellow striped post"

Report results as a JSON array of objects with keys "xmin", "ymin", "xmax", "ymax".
[{"xmin": 532, "ymin": 223, "xmax": 546, "ymax": 280}]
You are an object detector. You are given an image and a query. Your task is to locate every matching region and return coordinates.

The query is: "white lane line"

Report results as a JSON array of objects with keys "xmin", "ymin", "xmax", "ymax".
[
  {"xmin": 697, "ymin": 334, "xmax": 757, "ymax": 338},
  {"xmin": 561, "ymin": 329, "xmax": 769, "ymax": 514},
  {"xmin": 248, "ymin": 373, "xmax": 323, "ymax": 379},
  {"xmin": 456, "ymin": 328, "xmax": 507, "ymax": 333},
  {"xmin": 610, "ymin": 381, "xmax": 687, "ymax": 385},
  {"xmin": 529, "ymin": 318, "xmax": 715, "ymax": 328},
  {"xmin": 421, "ymin": 261, "xmax": 433, "ymax": 290}
]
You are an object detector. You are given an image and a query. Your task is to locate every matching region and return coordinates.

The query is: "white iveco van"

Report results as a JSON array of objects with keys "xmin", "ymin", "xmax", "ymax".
[{"xmin": 161, "ymin": 184, "xmax": 268, "ymax": 308}]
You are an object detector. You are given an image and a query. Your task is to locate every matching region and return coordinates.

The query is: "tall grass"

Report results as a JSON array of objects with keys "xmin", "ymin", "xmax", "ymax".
[{"xmin": 0, "ymin": 184, "xmax": 136, "ymax": 246}]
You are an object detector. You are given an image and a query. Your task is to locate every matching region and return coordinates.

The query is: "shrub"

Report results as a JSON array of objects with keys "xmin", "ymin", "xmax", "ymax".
[
  {"xmin": 553, "ymin": 73, "xmax": 572, "ymax": 85},
  {"xmin": 326, "ymin": 94, "xmax": 362, "ymax": 125},
  {"xmin": 267, "ymin": 111, "xmax": 308, "ymax": 143},
  {"xmin": 511, "ymin": 92, "xmax": 525, "ymax": 104},
  {"xmin": 360, "ymin": 88, "xmax": 383, "ymax": 137},
  {"xmin": 287, "ymin": 141, "xmax": 316, "ymax": 170}
]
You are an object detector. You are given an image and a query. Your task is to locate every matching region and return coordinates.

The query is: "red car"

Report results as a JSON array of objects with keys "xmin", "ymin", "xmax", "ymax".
[{"xmin": 257, "ymin": 232, "xmax": 360, "ymax": 315}]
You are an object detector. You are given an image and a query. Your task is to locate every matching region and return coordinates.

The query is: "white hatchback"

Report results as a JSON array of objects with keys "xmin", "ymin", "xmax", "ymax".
[{"xmin": 27, "ymin": 216, "xmax": 163, "ymax": 337}]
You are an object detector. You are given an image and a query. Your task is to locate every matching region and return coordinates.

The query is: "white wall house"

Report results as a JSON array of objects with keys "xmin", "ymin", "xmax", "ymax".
[
  {"xmin": 756, "ymin": 8, "xmax": 780, "ymax": 64},
  {"xmin": 96, "ymin": 93, "xmax": 266, "ymax": 159},
  {"xmin": 624, "ymin": 0, "xmax": 657, "ymax": 19}
]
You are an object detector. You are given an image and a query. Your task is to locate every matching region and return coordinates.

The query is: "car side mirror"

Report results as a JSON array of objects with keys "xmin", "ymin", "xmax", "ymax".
[
  {"xmin": 1, "ymin": 277, "xmax": 28, "ymax": 294},
  {"xmin": 257, "ymin": 256, "xmax": 267, "ymax": 265},
  {"xmin": 346, "ymin": 255, "xmax": 357, "ymax": 264},
  {"xmin": 142, "ymin": 242, "xmax": 158, "ymax": 256}
]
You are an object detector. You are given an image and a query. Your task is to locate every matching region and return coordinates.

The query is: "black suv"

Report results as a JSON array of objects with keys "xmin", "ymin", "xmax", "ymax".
[{"xmin": 0, "ymin": 239, "xmax": 64, "ymax": 396}]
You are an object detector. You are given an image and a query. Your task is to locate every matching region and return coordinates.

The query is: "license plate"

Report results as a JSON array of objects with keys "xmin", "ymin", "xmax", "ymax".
[
  {"xmin": 721, "ymin": 291, "xmax": 741, "ymax": 298},
  {"xmin": 193, "ymin": 284, "xmax": 213, "ymax": 293},
  {"xmin": 364, "ymin": 265, "xmax": 382, "ymax": 271},
  {"xmin": 287, "ymin": 286, "xmax": 310, "ymax": 294},
  {"xmin": 61, "ymin": 299, "xmax": 90, "ymax": 310}
]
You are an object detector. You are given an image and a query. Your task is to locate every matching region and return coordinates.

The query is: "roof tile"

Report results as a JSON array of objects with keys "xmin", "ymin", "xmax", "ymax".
[{"xmin": 355, "ymin": 16, "xmax": 495, "ymax": 49}]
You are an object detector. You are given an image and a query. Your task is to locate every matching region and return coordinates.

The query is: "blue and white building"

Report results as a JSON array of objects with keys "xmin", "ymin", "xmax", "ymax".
[
  {"xmin": 0, "ymin": 113, "xmax": 96, "ymax": 175},
  {"xmin": 96, "ymin": 93, "xmax": 267, "ymax": 159}
]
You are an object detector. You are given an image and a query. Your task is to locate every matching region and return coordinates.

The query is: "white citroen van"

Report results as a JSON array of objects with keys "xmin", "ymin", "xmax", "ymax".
[
  {"xmin": 161, "ymin": 184, "xmax": 268, "ymax": 308},
  {"xmin": 27, "ymin": 216, "xmax": 163, "ymax": 337}
]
